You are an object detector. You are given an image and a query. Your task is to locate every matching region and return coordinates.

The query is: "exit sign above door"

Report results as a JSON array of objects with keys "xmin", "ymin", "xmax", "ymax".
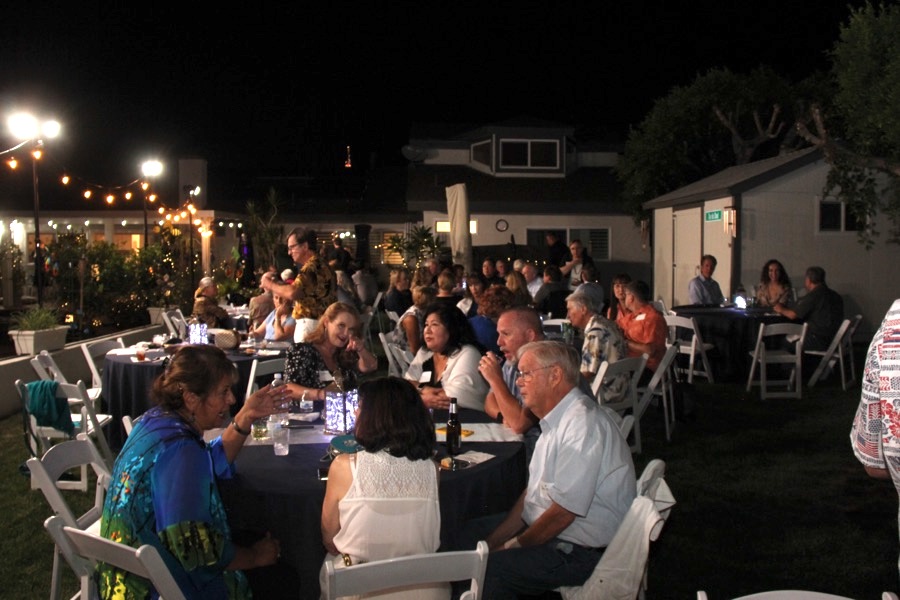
[{"xmin": 705, "ymin": 210, "xmax": 723, "ymax": 222}]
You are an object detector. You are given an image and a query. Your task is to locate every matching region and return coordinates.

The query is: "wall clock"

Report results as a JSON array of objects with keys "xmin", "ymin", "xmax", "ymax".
[{"xmin": 495, "ymin": 219, "xmax": 509, "ymax": 232}]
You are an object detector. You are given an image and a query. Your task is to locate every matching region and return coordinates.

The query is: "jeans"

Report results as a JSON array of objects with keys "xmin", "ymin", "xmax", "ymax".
[{"xmin": 455, "ymin": 513, "xmax": 604, "ymax": 600}]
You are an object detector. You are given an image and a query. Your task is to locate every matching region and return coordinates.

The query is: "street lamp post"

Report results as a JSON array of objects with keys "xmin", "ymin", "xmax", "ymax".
[
  {"xmin": 183, "ymin": 185, "xmax": 201, "ymax": 291},
  {"xmin": 140, "ymin": 160, "xmax": 163, "ymax": 248},
  {"xmin": 8, "ymin": 113, "xmax": 60, "ymax": 307}
]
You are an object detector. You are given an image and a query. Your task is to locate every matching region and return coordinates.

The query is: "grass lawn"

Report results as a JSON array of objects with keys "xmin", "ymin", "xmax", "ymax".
[{"xmin": 3, "ymin": 347, "xmax": 898, "ymax": 598}]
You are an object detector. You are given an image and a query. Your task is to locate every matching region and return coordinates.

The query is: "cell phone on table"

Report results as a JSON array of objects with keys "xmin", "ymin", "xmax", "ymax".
[{"xmin": 317, "ymin": 467, "xmax": 329, "ymax": 481}]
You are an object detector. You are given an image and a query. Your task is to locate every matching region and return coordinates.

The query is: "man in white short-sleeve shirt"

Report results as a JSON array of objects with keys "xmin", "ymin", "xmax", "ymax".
[{"xmin": 459, "ymin": 340, "xmax": 635, "ymax": 598}]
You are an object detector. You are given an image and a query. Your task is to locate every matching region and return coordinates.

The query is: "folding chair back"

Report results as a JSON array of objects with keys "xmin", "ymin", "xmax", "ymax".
[
  {"xmin": 28, "ymin": 437, "xmax": 111, "ymax": 600},
  {"xmin": 245, "ymin": 357, "xmax": 287, "ymax": 401},
  {"xmin": 637, "ymin": 345, "xmax": 679, "ymax": 442},
  {"xmin": 165, "ymin": 309, "xmax": 188, "ymax": 339},
  {"xmin": 664, "ymin": 314, "xmax": 715, "ymax": 383},
  {"xmin": 81, "ymin": 338, "xmax": 125, "ymax": 389},
  {"xmin": 45, "ymin": 515, "xmax": 187, "ymax": 600},
  {"xmin": 379, "ymin": 333, "xmax": 403, "ymax": 377},
  {"xmin": 559, "ymin": 461, "xmax": 675, "ymax": 600},
  {"xmin": 323, "ymin": 541, "xmax": 488, "ymax": 600},
  {"xmin": 806, "ymin": 318, "xmax": 850, "ymax": 388},
  {"xmin": 592, "ymin": 354, "xmax": 648, "ymax": 453},
  {"xmin": 745, "ymin": 322, "xmax": 808, "ymax": 399}
]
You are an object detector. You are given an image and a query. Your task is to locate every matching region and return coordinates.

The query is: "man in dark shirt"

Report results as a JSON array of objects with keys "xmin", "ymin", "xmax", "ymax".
[
  {"xmin": 326, "ymin": 238, "xmax": 353, "ymax": 274},
  {"xmin": 773, "ymin": 266, "xmax": 844, "ymax": 351},
  {"xmin": 544, "ymin": 232, "xmax": 571, "ymax": 268},
  {"xmin": 533, "ymin": 265, "xmax": 570, "ymax": 318}
]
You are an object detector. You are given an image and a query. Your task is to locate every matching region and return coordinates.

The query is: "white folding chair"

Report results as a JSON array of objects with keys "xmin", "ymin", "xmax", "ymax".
[
  {"xmin": 379, "ymin": 332, "xmax": 403, "ymax": 377},
  {"xmin": 541, "ymin": 318, "xmax": 569, "ymax": 335},
  {"xmin": 322, "ymin": 540, "xmax": 488, "ymax": 600},
  {"xmin": 559, "ymin": 461, "xmax": 675, "ymax": 600},
  {"xmin": 664, "ymin": 314, "xmax": 716, "ymax": 384},
  {"xmin": 244, "ymin": 357, "xmax": 287, "ymax": 401},
  {"xmin": 592, "ymin": 354, "xmax": 648, "ymax": 454},
  {"xmin": 27, "ymin": 437, "xmax": 111, "ymax": 600},
  {"xmin": 44, "ymin": 515, "xmax": 187, "ymax": 600},
  {"xmin": 165, "ymin": 308, "xmax": 188, "ymax": 339},
  {"xmin": 389, "ymin": 342, "xmax": 413, "ymax": 376},
  {"xmin": 31, "ymin": 350, "xmax": 103, "ymax": 407},
  {"xmin": 636, "ymin": 345, "xmax": 679, "ymax": 442},
  {"xmin": 80, "ymin": 338, "xmax": 125, "ymax": 389},
  {"xmin": 697, "ymin": 591, "xmax": 856, "ymax": 599},
  {"xmin": 806, "ymin": 315, "xmax": 861, "ymax": 390},
  {"xmin": 745, "ymin": 322, "xmax": 808, "ymax": 400},
  {"xmin": 652, "ymin": 298, "xmax": 667, "ymax": 314},
  {"xmin": 16, "ymin": 378, "xmax": 115, "ymax": 471},
  {"xmin": 386, "ymin": 310, "xmax": 401, "ymax": 326}
]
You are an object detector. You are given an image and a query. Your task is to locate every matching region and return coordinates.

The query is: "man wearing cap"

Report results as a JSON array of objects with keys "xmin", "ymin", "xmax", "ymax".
[
  {"xmin": 565, "ymin": 282, "xmax": 628, "ymax": 402},
  {"xmin": 622, "ymin": 280, "xmax": 668, "ymax": 374},
  {"xmin": 270, "ymin": 227, "xmax": 337, "ymax": 343}
]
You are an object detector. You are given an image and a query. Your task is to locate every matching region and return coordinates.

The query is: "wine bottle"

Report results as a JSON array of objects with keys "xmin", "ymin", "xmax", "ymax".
[{"xmin": 446, "ymin": 397, "xmax": 461, "ymax": 456}]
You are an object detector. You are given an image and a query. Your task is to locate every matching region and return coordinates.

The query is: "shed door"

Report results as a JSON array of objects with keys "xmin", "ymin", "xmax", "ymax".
[{"xmin": 672, "ymin": 207, "xmax": 702, "ymax": 307}]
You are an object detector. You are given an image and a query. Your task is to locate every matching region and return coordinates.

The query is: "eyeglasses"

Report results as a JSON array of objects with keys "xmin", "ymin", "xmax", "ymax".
[
  {"xmin": 515, "ymin": 365, "xmax": 553, "ymax": 382},
  {"xmin": 287, "ymin": 243, "xmax": 299, "ymax": 251}
]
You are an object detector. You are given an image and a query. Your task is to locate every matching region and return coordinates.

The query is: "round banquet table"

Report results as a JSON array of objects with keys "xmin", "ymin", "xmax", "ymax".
[
  {"xmin": 217, "ymin": 408, "xmax": 526, "ymax": 600},
  {"xmin": 671, "ymin": 305, "xmax": 790, "ymax": 382},
  {"xmin": 101, "ymin": 348, "xmax": 276, "ymax": 451}
]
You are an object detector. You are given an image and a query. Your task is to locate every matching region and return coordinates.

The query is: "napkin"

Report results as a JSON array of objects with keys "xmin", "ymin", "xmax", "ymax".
[{"xmin": 455, "ymin": 451, "xmax": 495, "ymax": 465}]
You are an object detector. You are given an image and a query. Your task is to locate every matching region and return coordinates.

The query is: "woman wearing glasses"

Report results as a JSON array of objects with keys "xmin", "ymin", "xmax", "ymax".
[{"xmin": 404, "ymin": 302, "xmax": 488, "ymax": 411}]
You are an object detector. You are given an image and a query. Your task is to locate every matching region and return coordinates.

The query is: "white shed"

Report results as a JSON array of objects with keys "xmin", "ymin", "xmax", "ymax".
[{"xmin": 643, "ymin": 147, "xmax": 897, "ymax": 339}]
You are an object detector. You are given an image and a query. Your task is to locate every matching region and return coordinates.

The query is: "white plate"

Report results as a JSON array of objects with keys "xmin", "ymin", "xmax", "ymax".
[{"xmin": 292, "ymin": 411, "xmax": 320, "ymax": 422}]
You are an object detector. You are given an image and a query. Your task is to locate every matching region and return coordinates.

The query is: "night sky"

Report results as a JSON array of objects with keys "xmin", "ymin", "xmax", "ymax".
[{"xmin": 0, "ymin": 1, "xmax": 867, "ymax": 193}]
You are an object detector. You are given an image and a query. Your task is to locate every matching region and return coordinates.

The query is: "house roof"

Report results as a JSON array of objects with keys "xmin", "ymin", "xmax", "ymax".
[
  {"xmin": 642, "ymin": 146, "xmax": 822, "ymax": 210},
  {"xmin": 405, "ymin": 163, "xmax": 625, "ymax": 214}
]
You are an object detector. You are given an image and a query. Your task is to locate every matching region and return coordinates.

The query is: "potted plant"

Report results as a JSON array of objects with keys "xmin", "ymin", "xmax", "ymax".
[{"xmin": 8, "ymin": 306, "xmax": 70, "ymax": 355}]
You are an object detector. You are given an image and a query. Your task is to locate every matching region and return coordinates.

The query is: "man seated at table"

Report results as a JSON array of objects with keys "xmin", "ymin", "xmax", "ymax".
[
  {"xmin": 457, "ymin": 340, "xmax": 635, "ymax": 598},
  {"xmin": 565, "ymin": 282, "xmax": 628, "ymax": 402},
  {"xmin": 688, "ymin": 254, "xmax": 725, "ymax": 305},
  {"xmin": 622, "ymin": 280, "xmax": 668, "ymax": 379},
  {"xmin": 478, "ymin": 307, "xmax": 546, "ymax": 463},
  {"xmin": 533, "ymin": 265, "xmax": 570, "ymax": 318},
  {"xmin": 771, "ymin": 266, "xmax": 844, "ymax": 351}
]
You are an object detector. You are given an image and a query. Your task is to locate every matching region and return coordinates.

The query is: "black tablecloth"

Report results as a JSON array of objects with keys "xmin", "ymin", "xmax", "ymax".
[
  {"xmin": 671, "ymin": 306, "xmax": 790, "ymax": 382},
  {"xmin": 102, "ymin": 350, "xmax": 275, "ymax": 450},
  {"xmin": 219, "ymin": 409, "xmax": 525, "ymax": 600}
]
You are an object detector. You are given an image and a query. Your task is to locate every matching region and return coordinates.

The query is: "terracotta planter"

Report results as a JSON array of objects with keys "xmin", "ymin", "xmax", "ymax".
[{"xmin": 8, "ymin": 326, "xmax": 70, "ymax": 355}]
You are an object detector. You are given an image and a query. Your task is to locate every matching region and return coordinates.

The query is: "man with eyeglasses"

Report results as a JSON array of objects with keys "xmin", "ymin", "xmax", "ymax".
[
  {"xmin": 270, "ymin": 227, "xmax": 336, "ymax": 342},
  {"xmin": 460, "ymin": 340, "xmax": 635, "ymax": 598}
]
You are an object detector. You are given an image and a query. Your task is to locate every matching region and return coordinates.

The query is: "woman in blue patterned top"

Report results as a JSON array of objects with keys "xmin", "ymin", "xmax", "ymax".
[{"xmin": 99, "ymin": 345, "xmax": 286, "ymax": 599}]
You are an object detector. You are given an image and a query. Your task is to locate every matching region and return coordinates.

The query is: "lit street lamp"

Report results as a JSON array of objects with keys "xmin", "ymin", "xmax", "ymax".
[
  {"xmin": 140, "ymin": 160, "xmax": 163, "ymax": 247},
  {"xmin": 8, "ymin": 113, "xmax": 61, "ymax": 307}
]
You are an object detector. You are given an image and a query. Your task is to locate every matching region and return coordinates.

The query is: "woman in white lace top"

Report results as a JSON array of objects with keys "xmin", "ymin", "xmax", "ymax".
[{"xmin": 320, "ymin": 376, "xmax": 445, "ymax": 599}]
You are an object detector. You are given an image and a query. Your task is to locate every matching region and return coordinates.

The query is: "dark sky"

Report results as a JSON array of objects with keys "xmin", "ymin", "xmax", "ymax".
[{"xmin": 0, "ymin": 1, "xmax": 866, "ymax": 191}]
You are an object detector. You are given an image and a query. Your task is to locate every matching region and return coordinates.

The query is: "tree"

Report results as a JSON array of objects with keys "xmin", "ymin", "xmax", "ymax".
[
  {"xmin": 617, "ymin": 67, "xmax": 805, "ymax": 222},
  {"xmin": 245, "ymin": 187, "xmax": 286, "ymax": 276},
  {"xmin": 796, "ymin": 1, "xmax": 900, "ymax": 247}
]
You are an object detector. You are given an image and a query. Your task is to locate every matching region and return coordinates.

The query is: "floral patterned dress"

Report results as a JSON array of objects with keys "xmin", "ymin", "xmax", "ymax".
[{"xmin": 99, "ymin": 406, "xmax": 248, "ymax": 599}]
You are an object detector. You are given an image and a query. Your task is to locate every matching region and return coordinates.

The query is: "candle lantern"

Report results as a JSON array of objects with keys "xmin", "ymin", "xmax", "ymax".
[{"xmin": 323, "ymin": 369, "xmax": 359, "ymax": 435}]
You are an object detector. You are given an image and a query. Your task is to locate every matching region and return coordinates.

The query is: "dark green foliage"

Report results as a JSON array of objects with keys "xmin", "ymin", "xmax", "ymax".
[{"xmin": 617, "ymin": 67, "xmax": 808, "ymax": 223}]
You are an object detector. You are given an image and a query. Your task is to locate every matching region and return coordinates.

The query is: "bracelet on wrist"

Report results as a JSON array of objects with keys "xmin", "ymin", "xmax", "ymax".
[{"xmin": 231, "ymin": 419, "xmax": 251, "ymax": 436}]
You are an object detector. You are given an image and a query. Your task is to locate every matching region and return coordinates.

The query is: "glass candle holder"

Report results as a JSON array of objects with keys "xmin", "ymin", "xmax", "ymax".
[{"xmin": 324, "ymin": 388, "xmax": 359, "ymax": 435}]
